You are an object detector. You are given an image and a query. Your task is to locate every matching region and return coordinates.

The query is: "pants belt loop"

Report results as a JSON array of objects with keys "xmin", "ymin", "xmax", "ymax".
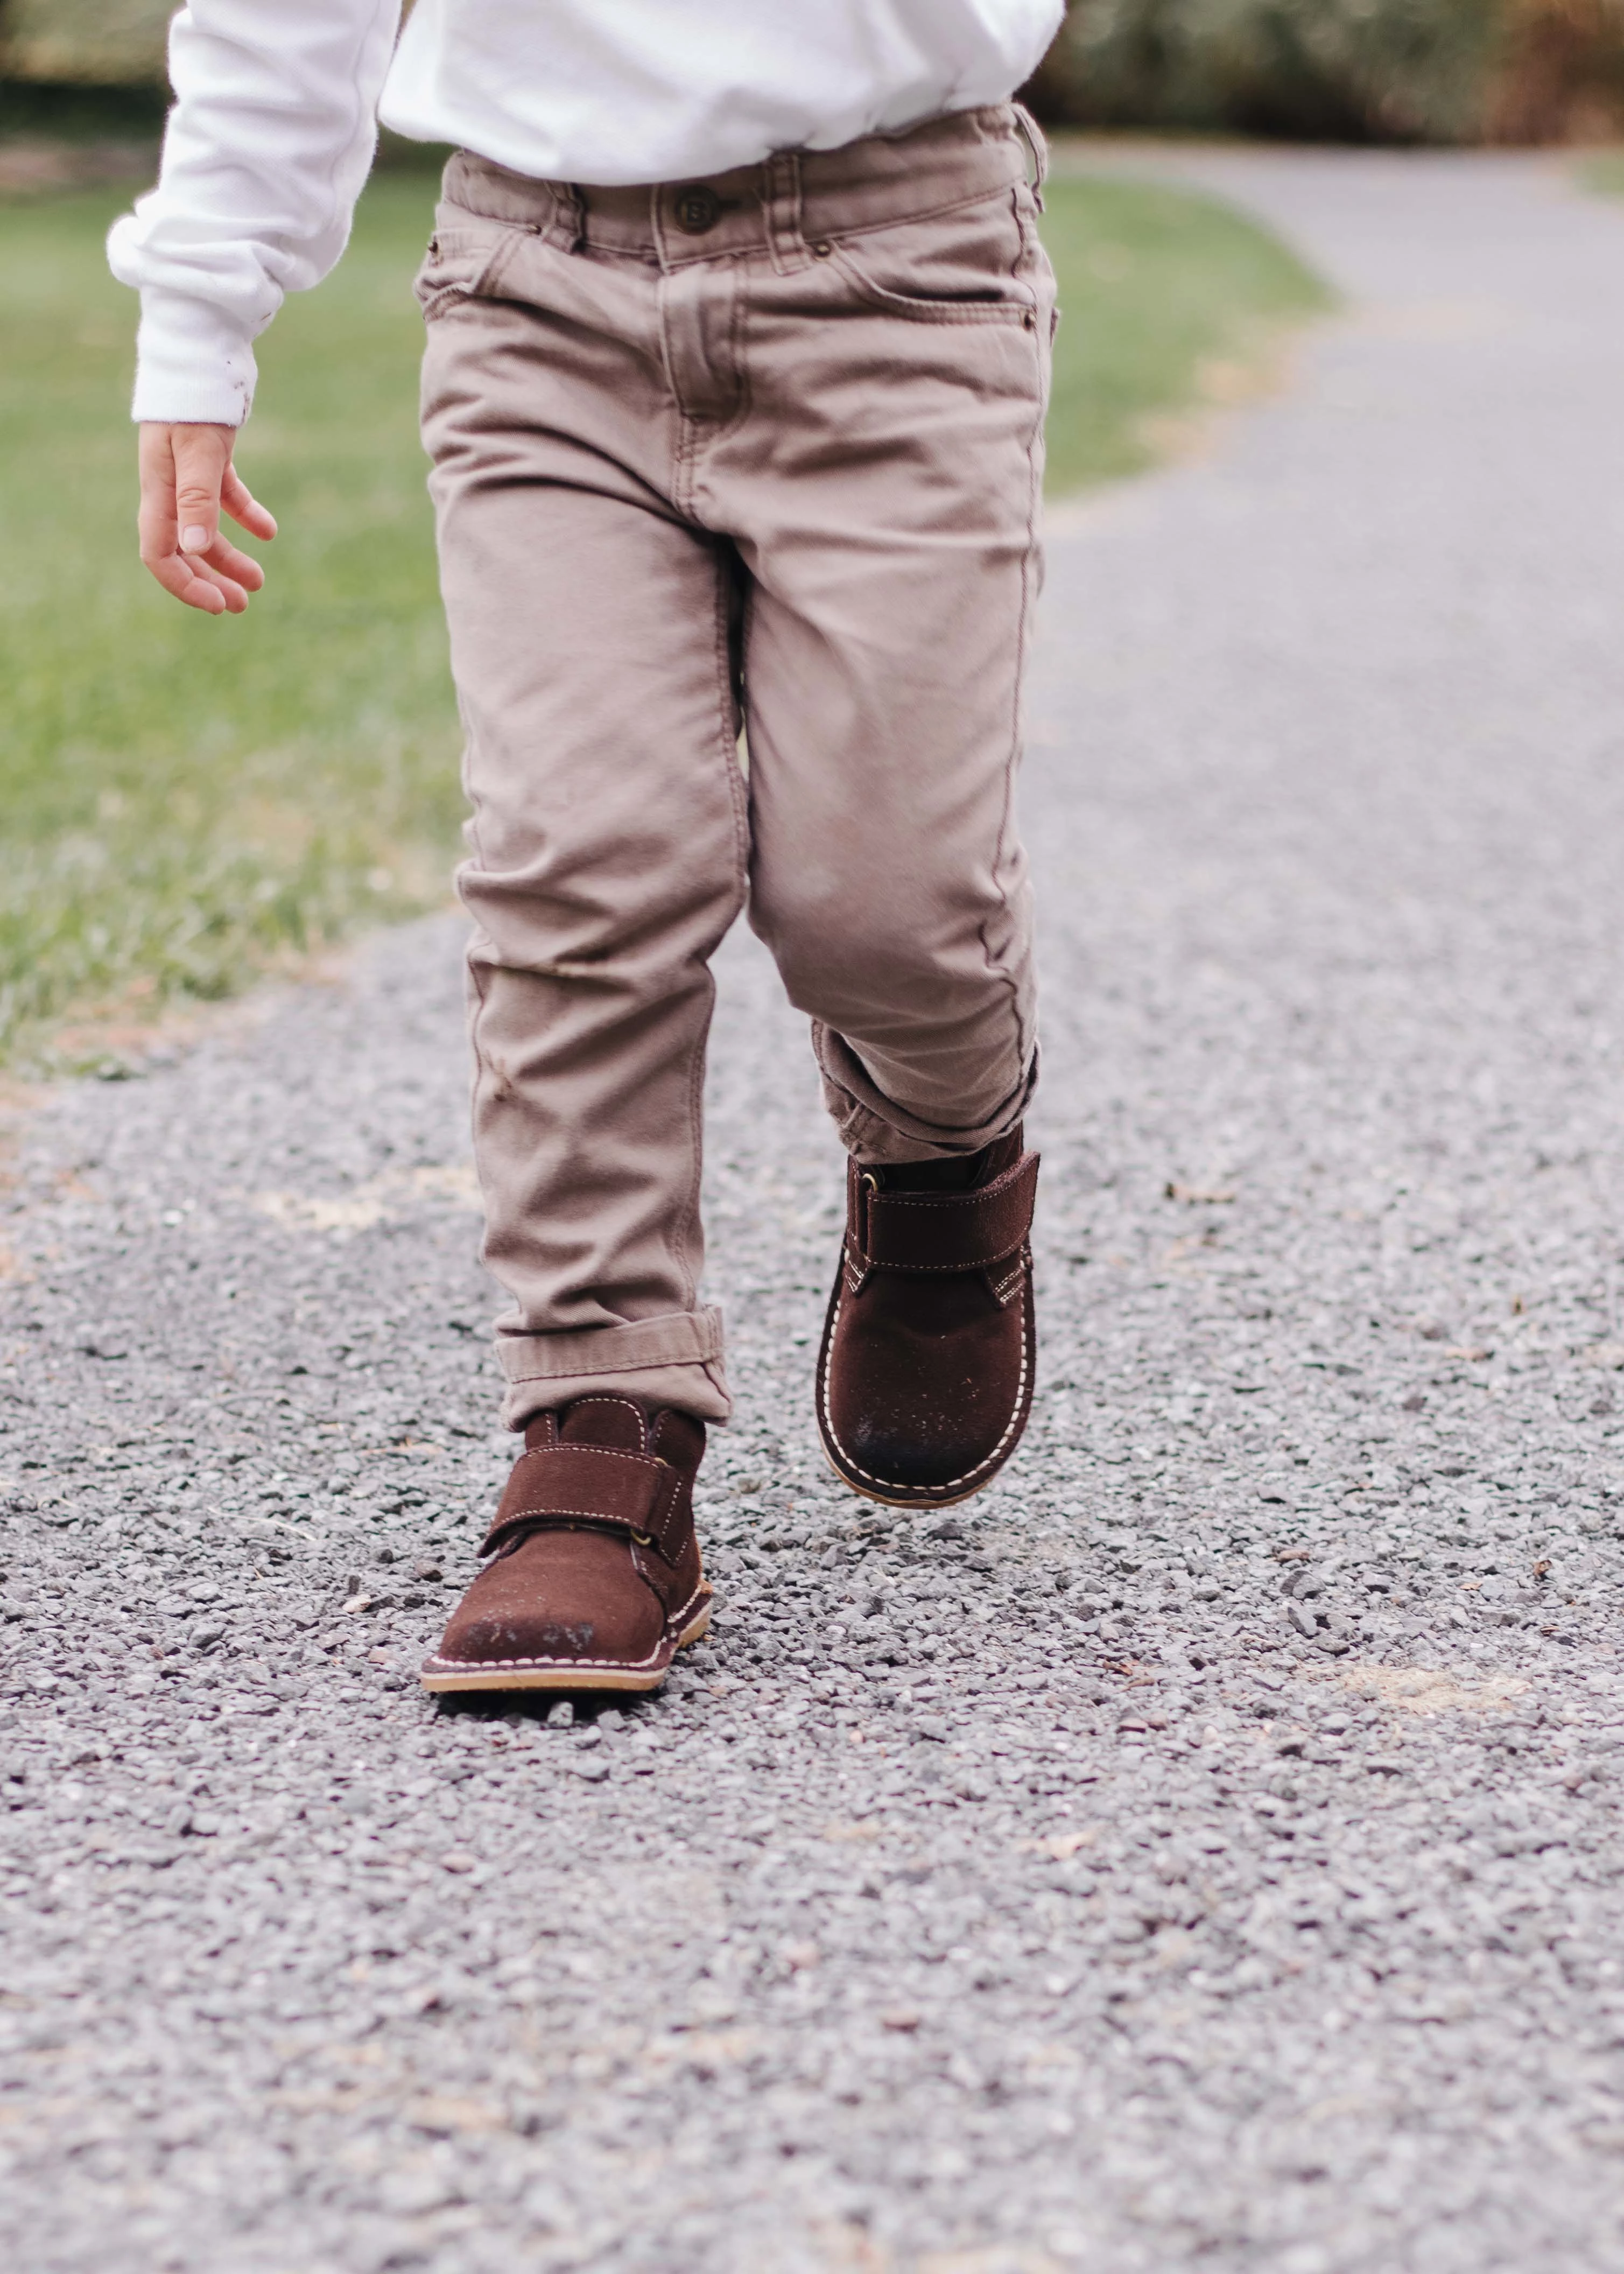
[
  {"xmin": 1011, "ymin": 101, "xmax": 1048, "ymax": 211},
  {"xmin": 651, "ymin": 180, "xmax": 678, "ymax": 273},
  {"xmin": 765, "ymin": 149, "xmax": 806, "ymax": 274},
  {"xmin": 557, "ymin": 183, "xmax": 587, "ymax": 253}
]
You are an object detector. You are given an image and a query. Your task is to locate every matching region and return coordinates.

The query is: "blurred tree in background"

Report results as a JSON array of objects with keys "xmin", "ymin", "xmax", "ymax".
[
  {"xmin": 1027, "ymin": 0, "xmax": 1624, "ymax": 142},
  {"xmin": 0, "ymin": 1, "xmax": 1619, "ymax": 147},
  {"xmin": 0, "ymin": 0, "xmax": 170, "ymax": 86},
  {"xmin": 1492, "ymin": 0, "xmax": 1624, "ymax": 135}
]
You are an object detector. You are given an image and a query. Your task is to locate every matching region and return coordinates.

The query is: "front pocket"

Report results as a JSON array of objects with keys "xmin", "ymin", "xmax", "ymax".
[
  {"xmin": 825, "ymin": 192, "xmax": 1037, "ymax": 327},
  {"xmin": 412, "ymin": 217, "xmax": 520, "ymax": 321}
]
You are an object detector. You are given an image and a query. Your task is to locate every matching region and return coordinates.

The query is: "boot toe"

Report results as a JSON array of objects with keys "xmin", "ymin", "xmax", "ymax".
[
  {"xmin": 826, "ymin": 1308, "xmax": 1026, "ymax": 1495},
  {"xmin": 837, "ymin": 1403, "xmax": 994, "ymax": 1494},
  {"xmin": 434, "ymin": 1531, "xmax": 666, "ymax": 1672}
]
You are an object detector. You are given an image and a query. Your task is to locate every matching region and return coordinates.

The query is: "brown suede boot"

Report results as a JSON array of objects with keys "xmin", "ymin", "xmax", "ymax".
[
  {"xmin": 420, "ymin": 1395, "xmax": 712, "ymax": 1694},
  {"xmin": 816, "ymin": 1128, "xmax": 1038, "ymax": 1507}
]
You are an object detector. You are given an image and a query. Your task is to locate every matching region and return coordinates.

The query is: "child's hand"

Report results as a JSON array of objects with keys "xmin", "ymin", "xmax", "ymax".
[{"xmin": 137, "ymin": 422, "xmax": 277, "ymax": 614}]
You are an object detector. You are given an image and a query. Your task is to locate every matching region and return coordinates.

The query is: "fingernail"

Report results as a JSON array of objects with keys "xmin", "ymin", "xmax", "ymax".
[{"xmin": 181, "ymin": 525, "xmax": 209, "ymax": 552}]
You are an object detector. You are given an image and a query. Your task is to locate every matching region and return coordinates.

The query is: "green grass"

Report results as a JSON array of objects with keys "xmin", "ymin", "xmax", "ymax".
[
  {"xmin": 0, "ymin": 167, "xmax": 1326, "ymax": 1068},
  {"xmin": 1039, "ymin": 171, "xmax": 1331, "ymax": 493},
  {"xmin": 1579, "ymin": 150, "xmax": 1624, "ymax": 197},
  {"xmin": 0, "ymin": 175, "xmax": 461, "ymax": 1066}
]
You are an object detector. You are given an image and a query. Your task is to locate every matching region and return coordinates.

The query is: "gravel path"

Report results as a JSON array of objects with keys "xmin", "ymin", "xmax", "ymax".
[{"xmin": 7, "ymin": 150, "xmax": 1624, "ymax": 2274}]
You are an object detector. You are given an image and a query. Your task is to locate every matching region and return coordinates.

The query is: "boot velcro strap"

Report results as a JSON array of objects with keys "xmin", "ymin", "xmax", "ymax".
[
  {"xmin": 853, "ymin": 1151, "xmax": 1039, "ymax": 1275},
  {"xmin": 481, "ymin": 1444, "xmax": 685, "ymax": 1562}
]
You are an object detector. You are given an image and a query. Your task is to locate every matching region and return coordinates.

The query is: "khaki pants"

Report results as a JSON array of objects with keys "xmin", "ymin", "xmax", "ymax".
[{"xmin": 418, "ymin": 103, "xmax": 1053, "ymax": 1427}]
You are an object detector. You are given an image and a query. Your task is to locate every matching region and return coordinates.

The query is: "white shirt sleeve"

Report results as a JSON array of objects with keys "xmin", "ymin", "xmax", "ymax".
[{"xmin": 107, "ymin": 0, "xmax": 404, "ymax": 425}]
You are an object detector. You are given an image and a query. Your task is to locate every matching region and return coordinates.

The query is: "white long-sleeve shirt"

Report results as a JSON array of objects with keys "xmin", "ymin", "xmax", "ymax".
[{"xmin": 107, "ymin": 1, "xmax": 1063, "ymax": 427}]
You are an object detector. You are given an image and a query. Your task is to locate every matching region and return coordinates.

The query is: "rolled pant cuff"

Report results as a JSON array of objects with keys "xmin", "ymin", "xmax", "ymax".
[
  {"xmin": 496, "ymin": 1308, "xmax": 731, "ymax": 1428},
  {"xmin": 813, "ymin": 1023, "xmax": 1039, "ymax": 1166}
]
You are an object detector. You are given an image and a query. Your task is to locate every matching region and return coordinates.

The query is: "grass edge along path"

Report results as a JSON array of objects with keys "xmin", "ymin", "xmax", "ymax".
[
  {"xmin": 1579, "ymin": 150, "xmax": 1624, "ymax": 198},
  {"xmin": 1040, "ymin": 165, "xmax": 1331, "ymax": 494},
  {"xmin": 0, "ymin": 165, "xmax": 1328, "ymax": 1075}
]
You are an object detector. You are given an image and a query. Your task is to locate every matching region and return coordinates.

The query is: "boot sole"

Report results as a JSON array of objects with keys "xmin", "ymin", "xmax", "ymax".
[
  {"xmin": 419, "ymin": 1601, "xmax": 712, "ymax": 1697},
  {"xmin": 818, "ymin": 1441, "xmax": 1004, "ymax": 1510}
]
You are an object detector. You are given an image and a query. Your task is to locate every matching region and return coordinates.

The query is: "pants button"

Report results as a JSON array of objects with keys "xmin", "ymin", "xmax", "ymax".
[{"xmin": 673, "ymin": 185, "xmax": 722, "ymax": 235}]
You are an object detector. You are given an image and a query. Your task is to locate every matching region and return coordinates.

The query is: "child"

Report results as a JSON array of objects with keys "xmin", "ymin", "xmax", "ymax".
[{"xmin": 111, "ymin": 2, "xmax": 1061, "ymax": 1694}]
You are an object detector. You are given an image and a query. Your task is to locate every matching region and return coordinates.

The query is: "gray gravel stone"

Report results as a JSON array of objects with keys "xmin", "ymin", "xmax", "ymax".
[{"xmin": 3, "ymin": 146, "xmax": 1624, "ymax": 2273}]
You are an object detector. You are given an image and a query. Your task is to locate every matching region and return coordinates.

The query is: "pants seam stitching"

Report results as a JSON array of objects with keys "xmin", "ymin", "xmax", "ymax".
[{"xmin": 978, "ymin": 188, "xmax": 1046, "ymax": 1086}]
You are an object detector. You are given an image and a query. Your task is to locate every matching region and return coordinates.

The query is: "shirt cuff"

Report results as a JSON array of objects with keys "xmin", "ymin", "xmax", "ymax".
[{"xmin": 130, "ymin": 289, "xmax": 259, "ymax": 426}]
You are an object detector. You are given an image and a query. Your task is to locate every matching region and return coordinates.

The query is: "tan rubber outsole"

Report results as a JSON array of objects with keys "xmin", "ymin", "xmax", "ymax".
[
  {"xmin": 419, "ymin": 1602, "xmax": 712, "ymax": 1696},
  {"xmin": 819, "ymin": 1440, "xmax": 997, "ymax": 1511}
]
